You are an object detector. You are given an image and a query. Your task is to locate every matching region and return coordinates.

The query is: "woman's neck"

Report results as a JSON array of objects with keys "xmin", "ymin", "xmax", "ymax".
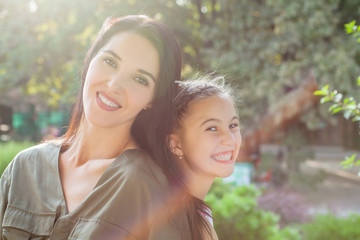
[{"xmin": 63, "ymin": 120, "xmax": 137, "ymax": 165}]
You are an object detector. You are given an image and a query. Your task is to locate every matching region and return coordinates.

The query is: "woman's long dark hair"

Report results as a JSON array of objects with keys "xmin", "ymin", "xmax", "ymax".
[
  {"xmin": 140, "ymin": 76, "xmax": 235, "ymax": 240},
  {"xmin": 60, "ymin": 15, "xmax": 182, "ymax": 150}
]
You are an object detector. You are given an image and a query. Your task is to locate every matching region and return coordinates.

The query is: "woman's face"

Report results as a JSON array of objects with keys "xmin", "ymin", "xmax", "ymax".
[
  {"xmin": 82, "ymin": 32, "xmax": 160, "ymax": 129},
  {"xmin": 171, "ymin": 94, "xmax": 242, "ymax": 181}
]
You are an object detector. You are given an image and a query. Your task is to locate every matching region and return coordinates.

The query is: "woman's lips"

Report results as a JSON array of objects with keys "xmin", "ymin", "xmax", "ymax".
[{"xmin": 96, "ymin": 91, "xmax": 122, "ymax": 111}]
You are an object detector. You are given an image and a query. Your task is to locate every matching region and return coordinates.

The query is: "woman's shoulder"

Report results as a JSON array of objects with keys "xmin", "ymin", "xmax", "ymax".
[
  {"xmin": 14, "ymin": 141, "xmax": 60, "ymax": 162},
  {"xmin": 5, "ymin": 141, "xmax": 61, "ymax": 175},
  {"xmin": 114, "ymin": 148, "xmax": 168, "ymax": 185},
  {"xmin": 149, "ymin": 208, "xmax": 191, "ymax": 240},
  {"xmin": 19, "ymin": 141, "xmax": 59, "ymax": 154}
]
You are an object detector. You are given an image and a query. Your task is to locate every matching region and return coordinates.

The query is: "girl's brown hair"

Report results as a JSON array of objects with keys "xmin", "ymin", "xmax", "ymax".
[
  {"xmin": 173, "ymin": 76, "xmax": 235, "ymax": 240},
  {"xmin": 144, "ymin": 75, "xmax": 236, "ymax": 239}
]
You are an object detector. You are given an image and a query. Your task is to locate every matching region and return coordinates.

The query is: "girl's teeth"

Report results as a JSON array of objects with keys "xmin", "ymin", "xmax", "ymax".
[
  {"xmin": 212, "ymin": 153, "xmax": 232, "ymax": 161},
  {"xmin": 98, "ymin": 93, "xmax": 120, "ymax": 108}
]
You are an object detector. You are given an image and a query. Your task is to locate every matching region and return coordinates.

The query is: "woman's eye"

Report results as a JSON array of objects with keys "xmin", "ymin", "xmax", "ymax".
[
  {"xmin": 229, "ymin": 123, "xmax": 239, "ymax": 129},
  {"xmin": 104, "ymin": 58, "xmax": 117, "ymax": 69},
  {"xmin": 206, "ymin": 127, "xmax": 217, "ymax": 132},
  {"xmin": 134, "ymin": 76, "xmax": 149, "ymax": 86}
]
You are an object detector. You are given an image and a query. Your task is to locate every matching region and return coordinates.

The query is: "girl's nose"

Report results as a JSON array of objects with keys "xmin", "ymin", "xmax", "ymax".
[{"xmin": 221, "ymin": 130, "xmax": 236, "ymax": 146}]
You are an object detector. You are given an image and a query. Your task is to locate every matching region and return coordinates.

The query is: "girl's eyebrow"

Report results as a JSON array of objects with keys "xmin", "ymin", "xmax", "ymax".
[
  {"xmin": 200, "ymin": 116, "xmax": 239, "ymax": 127},
  {"xmin": 232, "ymin": 116, "xmax": 240, "ymax": 122},
  {"xmin": 200, "ymin": 118, "xmax": 220, "ymax": 127},
  {"xmin": 102, "ymin": 50, "xmax": 156, "ymax": 83}
]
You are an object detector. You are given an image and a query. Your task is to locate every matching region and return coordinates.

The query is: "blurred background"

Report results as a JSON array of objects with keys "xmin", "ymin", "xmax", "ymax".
[{"xmin": 1, "ymin": 0, "xmax": 360, "ymax": 239}]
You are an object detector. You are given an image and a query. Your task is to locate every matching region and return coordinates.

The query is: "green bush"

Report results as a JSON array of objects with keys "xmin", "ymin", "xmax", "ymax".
[
  {"xmin": 0, "ymin": 141, "xmax": 35, "ymax": 176},
  {"xmin": 301, "ymin": 214, "xmax": 360, "ymax": 240},
  {"xmin": 206, "ymin": 180, "xmax": 301, "ymax": 240}
]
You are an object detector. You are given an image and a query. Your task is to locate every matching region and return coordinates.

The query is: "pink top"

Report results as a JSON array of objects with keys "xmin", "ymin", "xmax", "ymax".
[{"xmin": 202, "ymin": 207, "xmax": 214, "ymax": 226}]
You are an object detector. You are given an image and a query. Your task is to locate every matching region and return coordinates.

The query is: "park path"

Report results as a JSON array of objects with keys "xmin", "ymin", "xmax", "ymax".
[{"xmin": 299, "ymin": 159, "xmax": 360, "ymax": 217}]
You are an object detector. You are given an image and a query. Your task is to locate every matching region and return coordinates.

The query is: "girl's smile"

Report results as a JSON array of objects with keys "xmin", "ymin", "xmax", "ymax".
[
  {"xmin": 210, "ymin": 150, "xmax": 233, "ymax": 163},
  {"xmin": 171, "ymin": 94, "xmax": 242, "ymax": 181}
]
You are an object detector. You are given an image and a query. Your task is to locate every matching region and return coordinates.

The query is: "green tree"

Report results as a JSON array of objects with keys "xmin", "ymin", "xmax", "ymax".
[
  {"xmin": 190, "ymin": 0, "xmax": 360, "ymax": 132},
  {"xmin": 1, "ymin": 0, "xmax": 359, "ymax": 136},
  {"xmin": 314, "ymin": 20, "xmax": 360, "ymax": 171}
]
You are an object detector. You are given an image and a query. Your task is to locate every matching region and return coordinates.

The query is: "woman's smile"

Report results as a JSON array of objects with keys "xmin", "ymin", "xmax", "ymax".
[
  {"xmin": 96, "ymin": 91, "xmax": 122, "ymax": 111},
  {"xmin": 83, "ymin": 32, "xmax": 159, "ymax": 128}
]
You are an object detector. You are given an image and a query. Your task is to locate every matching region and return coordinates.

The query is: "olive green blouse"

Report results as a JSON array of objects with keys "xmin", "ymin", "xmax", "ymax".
[{"xmin": 0, "ymin": 143, "xmax": 192, "ymax": 240}]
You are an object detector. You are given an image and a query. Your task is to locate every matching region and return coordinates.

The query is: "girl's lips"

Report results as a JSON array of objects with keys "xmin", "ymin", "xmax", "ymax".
[
  {"xmin": 211, "ymin": 150, "xmax": 234, "ymax": 163},
  {"xmin": 96, "ymin": 91, "xmax": 122, "ymax": 112}
]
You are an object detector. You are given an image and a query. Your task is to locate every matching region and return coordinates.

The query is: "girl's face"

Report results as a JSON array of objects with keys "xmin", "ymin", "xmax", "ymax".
[
  {"xmin": 82, "ymin": 32, "xmax": 160, "ymax": 129},
  {"xmin": 171, "ymin": 94, "xmax": 242, "ymax": 181}
]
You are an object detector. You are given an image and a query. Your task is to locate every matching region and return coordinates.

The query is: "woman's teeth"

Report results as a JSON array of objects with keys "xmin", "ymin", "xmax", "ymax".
[
  {"xmin": 212, "ymin": 152, "xmax": 232, "ymax": 161},
  {"xmin": 98, "ymin": 93, "xmax": 120, "ymax": 108}
]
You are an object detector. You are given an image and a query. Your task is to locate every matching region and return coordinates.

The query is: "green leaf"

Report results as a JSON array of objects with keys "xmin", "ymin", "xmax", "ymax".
[
  {"xmin": 357, "ymin": 76, "xmax": 360, "ymax": 86},
  {"xmin": 334, "ymin": 93, "xmax": 343, "ymax": 102},
  {"xmin": 314, "ymin": 90, "xmax": 326, "ymax": 96},
  {"xmin": 332, "ymin": 106, "xmax": 344, "ymax": 114},
  {"xmin": 344, "ymin": 98, "xmax": 350, "ymax": 104},
  {"xmin": 328, "ymin": 104, "xmax": 339, "ymax": 111},
  {"xmin": 321, "ymin": 96, "xmax": 332, "ymax": 104},
  {"xmin": 346, "ymin": 103, "xmax": 357, "ymax": 110},
  {"xmin": 341, "ymin": 154, "xmax": 356, "ymax": 168},
  {"xmin": 345, "ymin": 20, "xmax": 356, "ymax": 34},
  {"xmin": 314, "ymin": 85, "xmax": 329, "ymax": 95},
  {"xmin": 353, "ymin": 116, "xmax": 360, "ymax": 122},
  {"xmin": 343, "ymin": 110, "xmax": 353, "ymax": 119}
]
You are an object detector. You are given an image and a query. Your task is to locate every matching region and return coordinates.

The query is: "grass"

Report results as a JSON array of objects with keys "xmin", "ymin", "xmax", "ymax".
[{"xmin": 0, "ymin": 141, "xmax": 35, "ymax": 176}]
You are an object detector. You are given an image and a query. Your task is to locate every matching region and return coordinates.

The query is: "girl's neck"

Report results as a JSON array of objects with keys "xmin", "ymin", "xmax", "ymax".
[
  {"xmin": 184, "ymin": 173, "xmax": 214, "ymax": 200},
  {"xmin": 64, "ymin": 120, "xmax": 137, "ymax": 165}
]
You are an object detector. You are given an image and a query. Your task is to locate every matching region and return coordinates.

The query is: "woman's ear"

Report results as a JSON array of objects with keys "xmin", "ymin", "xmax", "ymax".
[
  {"xmin": 168, "ymin": 134, "xmax": 183, "ymax": 156},
  {"xmin": 143, "ymin": 103, "xmax": 152, "ymax": 111}
]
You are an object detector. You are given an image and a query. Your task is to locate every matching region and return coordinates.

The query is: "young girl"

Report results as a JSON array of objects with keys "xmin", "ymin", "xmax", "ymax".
[
  {"xmin": 0, "ymin": 15, "xmax": 182, "ymax": 239},
  {"xmin": 147, "ymin": 76, "xmax": 242, "ymax": 239}
]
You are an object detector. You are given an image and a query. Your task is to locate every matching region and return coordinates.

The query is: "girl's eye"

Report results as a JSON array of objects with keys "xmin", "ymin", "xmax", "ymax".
[
  {"xmin": 206, "ymin": 127, "xmax": 217, "ymax": 132},
  {"xmin": 134, "ymin": 76, "xmax": 149, "ymax": 86},
  {"xmin": 229, "ymin": 123, "xmax": 239, "ymax": 129},
  {"xmin": 104, "ymin": 58, "xmax": 117, "ymax": 69}
]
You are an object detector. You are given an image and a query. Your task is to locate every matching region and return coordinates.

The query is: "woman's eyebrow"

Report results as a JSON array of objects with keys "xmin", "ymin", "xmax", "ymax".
[
  {"xmin": 102, "ymin": 49, "xmax": 156, "ymax": 83},
  {"xmin": 102, "ymin": 50, "xmax": 121, "ymax": 61},
  {"xmin": 137, "ymin": 69, "xmax": 156, "ymax": 83}
]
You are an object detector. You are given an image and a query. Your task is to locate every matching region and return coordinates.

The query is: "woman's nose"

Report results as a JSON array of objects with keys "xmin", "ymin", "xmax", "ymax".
[{"xmin": 106, "ymin": 72, "xmax": 126, "ymax": 93}]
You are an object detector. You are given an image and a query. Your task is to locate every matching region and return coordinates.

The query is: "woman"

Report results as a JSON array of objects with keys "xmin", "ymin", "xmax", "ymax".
[
  {"xmin": 0, "ymin": 15, "xmax": 182, "ymax": 239},
  {"xmin": 145, "ymin": 77, "xmax": 242, "ymax": 239}
]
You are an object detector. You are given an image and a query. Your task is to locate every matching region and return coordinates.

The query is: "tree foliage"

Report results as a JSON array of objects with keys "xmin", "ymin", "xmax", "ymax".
[
  {"xmin": 1, "ymin": 0, "xmax": 359, "ymax": 134},
  {"xmin": 315, "ymin": 20, "xmax": 360, "ymax": 171}
]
